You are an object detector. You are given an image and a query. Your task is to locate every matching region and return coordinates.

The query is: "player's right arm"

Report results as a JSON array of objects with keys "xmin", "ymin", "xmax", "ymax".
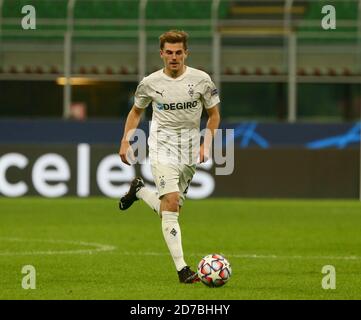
[{"xmin": 119, "ymin": 105, "xmax": 144, "ymax": 165}]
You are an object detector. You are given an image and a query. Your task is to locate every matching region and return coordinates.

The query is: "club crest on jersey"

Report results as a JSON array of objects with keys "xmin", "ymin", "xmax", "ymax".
[{"xmin": 187, "ymin": 84, "xmax": 194, "ymax": 98}]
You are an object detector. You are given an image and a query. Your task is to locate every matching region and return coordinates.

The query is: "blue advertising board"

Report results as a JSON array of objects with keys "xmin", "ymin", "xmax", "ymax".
[{"xmin": 0, "ymin": 119, "xmax": 359, "ymax": 149}]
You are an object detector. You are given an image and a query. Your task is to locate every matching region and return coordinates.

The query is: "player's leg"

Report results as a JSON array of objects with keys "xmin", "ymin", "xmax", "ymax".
[
  {"xmin": 174, "ymin": 163, "xmax": 199, "ymax": 282},
  {"xmin": 136, "ymin": 186, "xmax": 160, "ymax": 215},
  {"xmin": 119, "ymin": 176, "xmax": 161, "ymax": 215},
  {"xmin": 160, "ymin": 191, "xmax": 198, "ymax": 283},
  {"xmin": 159, "ymin": 191, "xmax": 184, "ymax": 269},
  {"xmin": 156, "ymin": 168, "xmax": 186, "ymax": 273},
  {"xmin": 119, "ymin": 164, "xmax": 197, "ymax": 283},
  {"xmin": 157, "ymin": 164, "xmax": 198, "ymax": 283},
  {"xmin": 119, "ymin": 163, "xmax": 193, "ymax": 216},
  {"xmin": 118, "ymin": 176, "xmax": 145, "ymax": 211}
]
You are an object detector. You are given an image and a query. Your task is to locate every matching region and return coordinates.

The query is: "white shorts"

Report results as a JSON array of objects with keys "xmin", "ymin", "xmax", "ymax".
[{"xmin": 151, "ymin": 162, "xmax": 196, "ymax": 206}]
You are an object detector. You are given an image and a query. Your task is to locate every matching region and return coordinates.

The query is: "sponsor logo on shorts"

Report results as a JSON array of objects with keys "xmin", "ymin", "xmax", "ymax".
[{"xmin": 156, "ymin": 101, "xmax": 198, "ymax": 111}]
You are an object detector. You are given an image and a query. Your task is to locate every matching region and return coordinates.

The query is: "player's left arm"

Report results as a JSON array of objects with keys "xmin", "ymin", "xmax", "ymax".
[{"xmin": 200, "ymin": 104, "xmax": 220, "ymax": 163}]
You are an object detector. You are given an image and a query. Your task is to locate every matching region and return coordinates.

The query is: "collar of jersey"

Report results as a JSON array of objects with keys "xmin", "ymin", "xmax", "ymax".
[{"xmin": 161, "ymin": 66, "xmax": 189, "ymax": 81}]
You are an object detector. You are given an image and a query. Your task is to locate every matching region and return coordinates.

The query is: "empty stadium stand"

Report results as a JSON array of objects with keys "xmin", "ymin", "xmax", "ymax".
[{"xmin": 0, "ymin": 0, "xmax": 359, "ymax": 79}]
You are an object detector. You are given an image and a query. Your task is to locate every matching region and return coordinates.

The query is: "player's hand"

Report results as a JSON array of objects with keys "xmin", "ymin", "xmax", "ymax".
[{"xmin": 119, "ymin": 140, "xmax": 134, "ymax": 165}]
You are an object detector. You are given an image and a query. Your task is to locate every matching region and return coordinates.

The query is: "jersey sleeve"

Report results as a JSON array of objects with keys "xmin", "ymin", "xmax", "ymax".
[
  {"xmin": 201, "ymin": 77, "xmax": 220, "ymax": 109},
  {"xmin": 134, "ymin": 80, "xmax": 152, "ymax": 109}
]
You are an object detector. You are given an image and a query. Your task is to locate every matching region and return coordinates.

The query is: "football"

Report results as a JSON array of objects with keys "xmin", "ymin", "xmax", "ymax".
[{"xmin": 197, "ymin": 254, "xmax": 232, "ymax": 287}]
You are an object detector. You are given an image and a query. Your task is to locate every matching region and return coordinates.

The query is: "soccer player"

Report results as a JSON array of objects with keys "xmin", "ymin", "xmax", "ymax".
[{"xmin": 118, "ymin": 30, "xmax": 220, "ymax": 284}]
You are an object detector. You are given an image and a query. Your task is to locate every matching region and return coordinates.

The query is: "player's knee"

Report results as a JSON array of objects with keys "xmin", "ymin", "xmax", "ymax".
[{"xmin": 161, "ymin": 192, "xmax": 180, "ymax": 212}]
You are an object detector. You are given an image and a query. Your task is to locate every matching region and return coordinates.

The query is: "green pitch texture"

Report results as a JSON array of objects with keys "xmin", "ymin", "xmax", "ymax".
[{"xmin": 0, "ymin": 198, "xmax": 360, "ymax": 300}]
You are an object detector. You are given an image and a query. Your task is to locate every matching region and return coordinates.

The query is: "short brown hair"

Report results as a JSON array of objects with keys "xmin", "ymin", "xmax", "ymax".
[{"xmin": 159, "ymin": 30, "xmax": 189, "ymax": 51}]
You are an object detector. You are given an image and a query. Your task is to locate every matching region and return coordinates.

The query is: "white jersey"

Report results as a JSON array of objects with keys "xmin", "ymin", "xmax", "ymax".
[{"xmin": 134, "ymin": 66, "xmax": 220, "ymax": 165}]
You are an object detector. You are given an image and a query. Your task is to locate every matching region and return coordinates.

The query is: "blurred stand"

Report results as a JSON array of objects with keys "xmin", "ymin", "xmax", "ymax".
[{"xmin": 0, "ymin": 0, "xmax": 360, "ymax": 121}]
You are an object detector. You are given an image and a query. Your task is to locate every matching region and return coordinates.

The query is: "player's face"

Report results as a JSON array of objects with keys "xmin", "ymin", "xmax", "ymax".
[{"xmin": 160, "ymin": 42, "xmax": 188, "ymax": 76}]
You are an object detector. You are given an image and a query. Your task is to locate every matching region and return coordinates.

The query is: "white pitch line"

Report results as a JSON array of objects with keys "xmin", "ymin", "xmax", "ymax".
[
  {"xmin": 0, "ymin": 238, "xmax": 359, "ymax": 261},
  {"xmin": 0, "ymin": 237, "xmax": 116, "ymax": 256},
  {"xmin": 120, "ymin": 251, "xmax": 361, "ymax": 261}
]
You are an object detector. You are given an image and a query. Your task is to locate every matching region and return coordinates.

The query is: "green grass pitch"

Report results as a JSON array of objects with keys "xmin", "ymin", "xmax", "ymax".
[{"xmin": 0, "ymin": 197, "xmax": 361, "ymax": 300}]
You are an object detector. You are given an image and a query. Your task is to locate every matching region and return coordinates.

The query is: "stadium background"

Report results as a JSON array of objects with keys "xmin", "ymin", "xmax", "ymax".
[
  {"xmin": 0, "ymin": 0, "xmax": 360, "ymax": 199},
  {"xmin": 0, "ymin": 0, "xmax": 361, "ymax": 300}
]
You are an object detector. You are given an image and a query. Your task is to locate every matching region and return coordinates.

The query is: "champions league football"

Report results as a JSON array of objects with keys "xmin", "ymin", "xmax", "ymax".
[{"xmin": 197, "ymin": 254, "xmax": 232, "ymax": 287}]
